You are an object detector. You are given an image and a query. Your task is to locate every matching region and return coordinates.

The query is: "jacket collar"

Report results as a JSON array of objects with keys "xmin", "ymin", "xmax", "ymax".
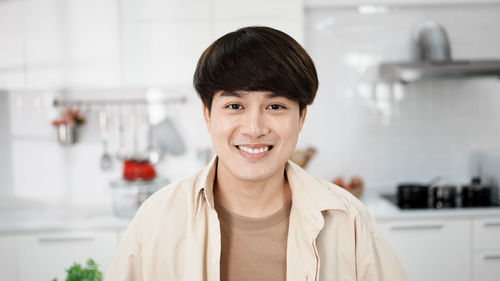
[
  {"xmin": 194, "ymin": 156, "xmax": 348, "ymax": 216},
  {"xmin": 194, "ymin": 156, "xmax": 218, "ymax": 214},
  {"xmin": 285, "ymin": 159, "xmax": 347, "ymax": 213}
]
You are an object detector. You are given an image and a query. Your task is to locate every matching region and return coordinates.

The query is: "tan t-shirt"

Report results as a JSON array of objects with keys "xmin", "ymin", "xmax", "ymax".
[{"xmin": 215, "ymin": 199, "xmax": 292, "ymax": 281}]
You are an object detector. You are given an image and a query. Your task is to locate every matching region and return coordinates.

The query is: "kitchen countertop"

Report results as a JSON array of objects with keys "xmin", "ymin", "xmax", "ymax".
[
  {"xmin": 363, "ymin": 193, "xmax": 500, "ymax": 221},
  {"xmin": 1, "ymin": 193, "xmax": 500, "ymax": 234},
  {"xmin": 0, "ymin": 197, "xmax": 130, "ymax": 235}
]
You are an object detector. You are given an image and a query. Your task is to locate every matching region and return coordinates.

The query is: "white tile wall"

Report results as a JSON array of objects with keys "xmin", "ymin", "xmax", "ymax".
[
  {"xmin": 63, "ymin": 0, "xmax": 122, "ymax": 87},
  {"xmin": 0, "ymin": 71, "xmax": 25, "ymax": 89},
  {"xmin": 24, "ymin": 67, "xmax": 68, "ymax": 89},
  {"xmin": 8, "ymin": 90, "xmax": 58, "ymax": 138},
  {"xmin": 303, "ymin": 4, "xmax": 500, "ymax": 190},
  {"xmin": 121, "ymin": 0, "xmax": 211, "ymax": 21},
  {"xmin": 11, "ymin": 138, "xmax": 67, "ymax": 202},
  {"xmin": 3, "ymin": 0, "xmax": 499, "ymax": 204},
  {"xmin": 0, "ymin": 92, "xmax": 13, "ymax": 197},
  {"xmin": 214, "ymin": 0, "xmax": 302, "ymax": 21},
  {"xmin": 0, "ymin": 0, "xmax": 24, "ymax": 69},
  {"xmin": 121, "ymin": 21, "xmax": 212, "ymax": 86},
  {"xmin": 23, "ymin": 0, "xmax": 65, "ymax": 67}
]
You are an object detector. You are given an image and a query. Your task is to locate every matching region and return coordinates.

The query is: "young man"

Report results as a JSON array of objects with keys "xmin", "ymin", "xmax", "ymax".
[{"xmin": 106, "ymin": 26, "xmax": 408, "ymax": 281}]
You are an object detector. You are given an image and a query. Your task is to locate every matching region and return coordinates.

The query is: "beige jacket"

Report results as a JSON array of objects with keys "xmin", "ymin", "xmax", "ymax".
[{"xmin": 106, "ymin": 158, "xmax": 408, "ymax": 281}]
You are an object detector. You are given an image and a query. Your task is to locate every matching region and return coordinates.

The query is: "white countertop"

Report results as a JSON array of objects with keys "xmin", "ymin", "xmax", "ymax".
[
  {"xmin": 363, "ymin": 193, "xmax": 500, "ymax": 221},
  {"xmin": 0, "ymin": 197, "xmax": 130, "ymax": 235},
  {"xmin": 1, "ymin": 194, "xmax": 500, "ymax": 234}
]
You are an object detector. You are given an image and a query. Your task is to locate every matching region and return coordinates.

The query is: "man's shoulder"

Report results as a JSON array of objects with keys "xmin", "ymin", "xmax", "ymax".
[
  {"xmin": 136, "ymin": 170, "xmax": 203, "ymax": 217},
  {"xmin": 313, "ymin": 175, "xmax": 368, "ymax": 216},
  {"xmin": 305, "ymin": 173, "xmax": 380, "ymax": 236},
  {"xmin": 288, "ymin": 161, "xmax": 367, "ymax": 216}
]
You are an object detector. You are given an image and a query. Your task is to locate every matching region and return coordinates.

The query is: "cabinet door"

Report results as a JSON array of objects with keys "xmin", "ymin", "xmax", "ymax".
[
  {"xmin": 15, "ymin": 231, "xmax": 117, "ymax": 281},
  {"xmin": 379, "ymin": 219, "xmax": 472, "ymax": 281},
  {"xmin": 473, "ymin": 251, "xmax": 500, "ymax": 281},
  {"xmin": 0, "ymin": 236, "xmax": 16, "ymax": 281},
  {"xmin": 473, "ymin": 217, "xmax": 500, "ymax": 250}
]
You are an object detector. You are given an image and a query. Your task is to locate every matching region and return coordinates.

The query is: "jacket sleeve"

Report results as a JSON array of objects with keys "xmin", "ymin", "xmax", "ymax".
[
  {"xmin": 105, "ymin": 215, "xmax": 144, "ymax": 281},
  {"xmin": 355, "ymin": 211, "xmax": 409, "ymax": 281}
]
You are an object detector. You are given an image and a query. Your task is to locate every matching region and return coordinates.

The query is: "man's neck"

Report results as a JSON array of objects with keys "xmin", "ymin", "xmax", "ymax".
[{"xmin": 214, "ymin": 162, "xmax": 291, "ymax": 218}]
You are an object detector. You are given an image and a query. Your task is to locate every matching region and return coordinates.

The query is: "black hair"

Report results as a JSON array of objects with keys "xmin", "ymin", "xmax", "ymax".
[{"xmin": 193, "ymin": 26, "xmax": 318, "ymax": 112}]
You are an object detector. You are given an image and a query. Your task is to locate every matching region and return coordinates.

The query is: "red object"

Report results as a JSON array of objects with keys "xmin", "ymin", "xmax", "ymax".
[
  {"xmin": 51, "ymin": 118, "xmax": 69, "ymax": 126},
  {"xmin": 123, "ymin": 160, "xmax": 156, "ymax": 181}
]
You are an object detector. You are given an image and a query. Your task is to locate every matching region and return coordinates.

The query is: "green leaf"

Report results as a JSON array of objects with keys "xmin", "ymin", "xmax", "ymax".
[{"xmin": 61, "ymin": 258, "xmax": 102, "ymax": 281}]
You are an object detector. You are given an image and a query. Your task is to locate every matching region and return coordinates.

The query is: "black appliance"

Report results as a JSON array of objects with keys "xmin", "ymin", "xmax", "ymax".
[
  {"xmin": 433, "ymin": 185, "xmax": 457, "ymax": 208},
  {"xmin": 397, "ymin": 183, "xmax": 429, "ymax": 209},
  {"xmin": 383, "ymin": 178, "xmax": 499, "ymax": 210}
]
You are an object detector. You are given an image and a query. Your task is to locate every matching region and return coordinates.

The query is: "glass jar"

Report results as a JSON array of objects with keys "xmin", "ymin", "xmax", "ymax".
[{"xmin": 110, "ymin": 177, "xmax": 170, "ymax": 218}]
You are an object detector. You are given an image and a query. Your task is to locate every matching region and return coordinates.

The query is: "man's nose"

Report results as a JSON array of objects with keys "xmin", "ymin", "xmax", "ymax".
[{"xmin": 240, "ymin": 109, "xmax": 270, "ymax": 138}]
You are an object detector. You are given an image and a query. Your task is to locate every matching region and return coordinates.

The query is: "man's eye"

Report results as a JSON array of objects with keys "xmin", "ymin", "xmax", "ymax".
[
  {"xmin": 268, "ymin": 104, "xmax": 285, "ymax": 110},
  {"xmin": 227, "ymin": 104, "xmax": 242, "ymax": 110}
]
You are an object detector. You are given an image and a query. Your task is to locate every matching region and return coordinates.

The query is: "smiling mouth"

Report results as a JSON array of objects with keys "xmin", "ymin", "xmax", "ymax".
[{"xmin": 236, "ymin": 145, "xmax": 274, "ymax": 154}]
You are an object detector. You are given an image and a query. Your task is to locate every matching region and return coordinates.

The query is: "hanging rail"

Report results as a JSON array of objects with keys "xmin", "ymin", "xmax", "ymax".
[{"xmin": 53, "ymin": 96, "xmax": 187, "ymax": 108}]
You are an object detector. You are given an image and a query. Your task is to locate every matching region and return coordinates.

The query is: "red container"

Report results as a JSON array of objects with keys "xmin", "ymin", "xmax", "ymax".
[{"xmin": 123, "ymin": 160, "xmax": 156, "ymax": 181}]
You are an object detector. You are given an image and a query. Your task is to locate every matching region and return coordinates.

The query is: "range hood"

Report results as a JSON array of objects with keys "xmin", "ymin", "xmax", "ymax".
[{"xmin": 379, "ymin": 20, "xmax": 500, "ymax": 83}]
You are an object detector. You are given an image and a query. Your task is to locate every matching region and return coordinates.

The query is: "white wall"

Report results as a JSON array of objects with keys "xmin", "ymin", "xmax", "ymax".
[
  {"xmin": 0, "ymin": 0, "xmax": 304, "ymax": 204},
  {"xmin": 302, "ymin": 3, "xmax": 500, "ymax": 190},
  {"xmin": 1, "ymin": 0, "xmax": 500, "ymax": 204},
  {"xmin": 0, "ymin": 91, "xmax": 13, "ymax": 197}
]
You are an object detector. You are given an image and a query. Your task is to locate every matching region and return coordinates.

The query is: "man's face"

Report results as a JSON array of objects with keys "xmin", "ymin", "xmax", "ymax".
[{"xmin": 203, "ymin": 90, "xmax": 307, "ymax": 183}]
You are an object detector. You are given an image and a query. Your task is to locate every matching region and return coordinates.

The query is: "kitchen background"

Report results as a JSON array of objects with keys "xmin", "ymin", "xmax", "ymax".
[{"xmin": 1, "ymin": 0, "xmax": 500, "ymax": 280}]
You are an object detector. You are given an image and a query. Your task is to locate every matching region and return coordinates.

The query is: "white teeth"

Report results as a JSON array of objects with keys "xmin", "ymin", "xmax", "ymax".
[{"xmin": 238, "ymin": 145, "xmax": 270, "ymax": 154}]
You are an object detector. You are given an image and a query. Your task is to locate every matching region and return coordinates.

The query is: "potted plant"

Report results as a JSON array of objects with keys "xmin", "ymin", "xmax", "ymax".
[{"xmin": 52, "ymin": 258, "xmax": 102, "ymax": 281}]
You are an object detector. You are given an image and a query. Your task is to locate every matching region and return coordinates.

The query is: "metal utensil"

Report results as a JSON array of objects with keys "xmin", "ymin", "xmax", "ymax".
[
  {"xmin": 153, "ymin": 117, "xmax": 185, "ymax": 158},
  {"xmin": 116, "ymin": 107, "xmax": 127, "ymax": 160},
  {"xmin": 145, "ymin": 108, "xmax": 161, "ymax": 165},
  {"xmin": 99, "ymin": 109, "xmax": 113, "ymax": 170}
]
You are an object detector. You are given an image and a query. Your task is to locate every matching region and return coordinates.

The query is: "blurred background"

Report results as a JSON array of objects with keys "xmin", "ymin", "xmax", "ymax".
[{"xmin": 1, "ymin": 0, "xmax": 500, "ymax": 280}]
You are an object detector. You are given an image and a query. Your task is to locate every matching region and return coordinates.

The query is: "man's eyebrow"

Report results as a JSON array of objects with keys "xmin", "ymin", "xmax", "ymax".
[
  {"xmin": 220, "ymin": 91, "xmax": 281, "ymax": 99},
  {"xmin": 220, "ymin": 91, "xmax": 246, "ymax": 98},
  {"xmin": 266, "ymin": 92, "xmax": 282, "ymax": 98}
]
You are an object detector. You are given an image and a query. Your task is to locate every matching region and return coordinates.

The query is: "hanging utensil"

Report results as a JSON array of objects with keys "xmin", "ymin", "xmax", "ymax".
[
  {"xmin": 153, "ymin": 117, "xmax": 185, "ymax": 158},
  {"xmin": 144, "ymin": 107, "xmax": 161, "ymax": 165},
  {"xmin": 116, "ymin": 106, "xmax": 127, "ymax": 160},
  {"xmin": 99, "ymin": 108, "xmax": 113, "ymax": 170},
  {"xmin": 130, "ymin": 105, "xmax": 139, "ymax": 159}
]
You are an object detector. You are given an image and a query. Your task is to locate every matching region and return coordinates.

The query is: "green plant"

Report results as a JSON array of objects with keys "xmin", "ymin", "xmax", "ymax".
[{"xmin": 52, "ymin": 258, "xmax": 102, "ymax": 281}]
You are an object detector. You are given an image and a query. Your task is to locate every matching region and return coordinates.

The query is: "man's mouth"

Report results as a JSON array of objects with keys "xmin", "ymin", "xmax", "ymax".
[{"xmin": 236, "ymin": 145, "xmax": 274, "ymax": 154}]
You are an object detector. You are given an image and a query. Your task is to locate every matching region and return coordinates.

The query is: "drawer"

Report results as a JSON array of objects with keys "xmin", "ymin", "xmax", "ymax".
[
  {"xmin": 15, "ymin": 230, "xmax": 117, "ymax": 281},
  {"xmin": 379, "ymin": 219, "xmax": 471, "ymax": 281},
  {"xmin": 473, "ymin": 251, "xmax": 500, "ymax": 281},
  {"xmin": 473, "ymin": 217, "xmax": 500, "ymax": 250}
]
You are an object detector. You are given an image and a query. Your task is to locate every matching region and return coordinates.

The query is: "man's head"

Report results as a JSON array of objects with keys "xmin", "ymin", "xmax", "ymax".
[
  {"xmin": 194, "ymin": 26, "xmax": 318, "ymax": 184},
  {"xmin": 193, "ymin": 26, "xmax": 318, "ymax": 113}
]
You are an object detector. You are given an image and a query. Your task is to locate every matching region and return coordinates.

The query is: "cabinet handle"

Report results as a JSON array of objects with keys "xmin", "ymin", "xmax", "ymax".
[
  {"xmin": 484, "ymin": 221, "xmax": 500, "ymax": 227},
  {"xmin": 484, "ymin": 254, "xmax": 500, "ymax": 260},
  {"xmin": 390, "ymin": 223, "xmax": 444, "ymax": 230},
  {"xmin": 38, "ymin": 234, "xmax": 96, "ymax": 243}
]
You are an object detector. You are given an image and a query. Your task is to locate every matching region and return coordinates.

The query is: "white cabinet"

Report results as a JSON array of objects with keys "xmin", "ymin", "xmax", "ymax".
[
  {"xmin": 379, "ymin": 219, "xmax": 472, "ymax": 281},
  {"xmin": 472, "ymin": 252, "xmax": 500, "ymax": 281},
  {"xmin": 0, "ymin": 236, "xmax": 16, "ymax": 281},
  {"xmin": 472, "ymin": 216, "xmax": 500, "ymax": 281},
  {"xmin": 15, "ymin": 230, "xmax": 118, "ymax": 281},
  {"xmin": 473, "ymin": 217, "xmax": 500, "ymax": 250}
]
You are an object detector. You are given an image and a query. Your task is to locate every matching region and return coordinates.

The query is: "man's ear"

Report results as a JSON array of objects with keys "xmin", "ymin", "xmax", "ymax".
[
  {"xmin": 299, "ymin": 106, "xmax": 307, "ymax": 132},
  {"xmin": 202, "ymin": 103, "xmax": 211, "ymax": 133}
]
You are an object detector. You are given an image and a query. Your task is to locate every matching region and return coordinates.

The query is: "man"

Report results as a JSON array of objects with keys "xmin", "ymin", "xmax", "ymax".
[{"xmin": 106, "ymin": 26, "xmax": 408, "ymax": 281}]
